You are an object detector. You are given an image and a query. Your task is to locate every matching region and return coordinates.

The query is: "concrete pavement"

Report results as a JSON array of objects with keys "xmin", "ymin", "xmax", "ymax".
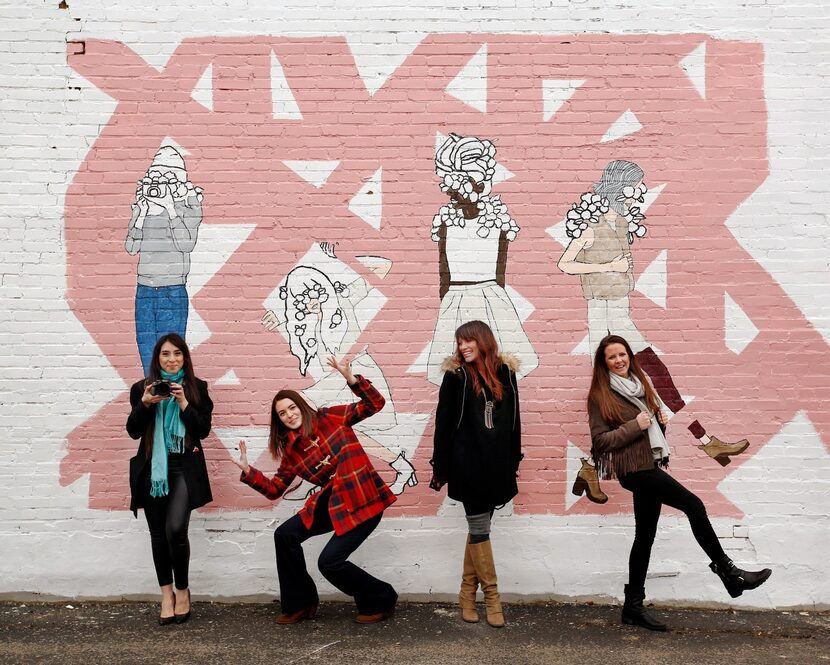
[{"xmin": 1, "ymin": 600, "xmax": 828, "ymax": 665}]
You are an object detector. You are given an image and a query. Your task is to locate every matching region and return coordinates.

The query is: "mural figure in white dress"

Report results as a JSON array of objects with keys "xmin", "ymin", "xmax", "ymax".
[
  {"xmin": 262, "ymin": 262, "xmax": 417, "ymax": 495},
  {"xmin": 425, "ymin": 133, "xmax": 538, "ymax": 385}
]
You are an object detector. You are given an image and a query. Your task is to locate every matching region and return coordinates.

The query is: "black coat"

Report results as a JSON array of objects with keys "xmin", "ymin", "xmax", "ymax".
[
  {"xmin": 431, "ymin": 356, "xmax": 522, "ymax": 507},
  {"xmin": 127, "ymin": 378, "xmax": 213, "ymax": 516}
]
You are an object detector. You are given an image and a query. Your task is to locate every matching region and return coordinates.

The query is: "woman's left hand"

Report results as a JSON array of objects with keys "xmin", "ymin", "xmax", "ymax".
[
  {"xmin": 170, "ymin": 382, "xmax": 188, "ymax": 411},
  {"xmin": 326, "ymin": 355, "xmax": 356, "ymax": 385},
  {"xmin": 656, "ymin": 410, "xmax": 668, "ymax": 425}
]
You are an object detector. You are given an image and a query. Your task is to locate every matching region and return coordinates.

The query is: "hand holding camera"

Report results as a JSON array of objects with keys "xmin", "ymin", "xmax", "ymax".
[{"xmin": 141, "ymin": 379, "xmax": 187, "ymax": 410}]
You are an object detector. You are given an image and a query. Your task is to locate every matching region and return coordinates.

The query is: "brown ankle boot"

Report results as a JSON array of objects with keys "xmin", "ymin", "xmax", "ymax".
[
  {"xmin": 698, "ymin": 436, "xmax": 749, "ymax": 466},
  {"xmin": 468, "ymin": 539, "xmax": 504, "ymax": 628},
  {"xmin": 459, "ymin": 538, "xmax": 479, "ymax": 623},
  {"xmin": 572, "ymin": 458, "xmax": 608, "ymax": 504}
]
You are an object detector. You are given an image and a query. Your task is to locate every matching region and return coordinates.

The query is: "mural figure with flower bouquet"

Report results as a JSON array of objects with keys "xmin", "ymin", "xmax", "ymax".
[
  {"xmin": 557, "ymin": 160, "xmax": 750, "ymax": 503},
  {"xmin": 425, "ymin": 133, "xmax": 538, "ymax": 386}
]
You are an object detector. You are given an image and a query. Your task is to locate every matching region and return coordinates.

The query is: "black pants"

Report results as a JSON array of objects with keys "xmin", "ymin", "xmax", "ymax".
[
  {"xmin": 618, "ymin": 467, "xmax": 726, "ymax": 589},
  {"xmin": 143, "ymin": 455, "xmax": 191, "ymax": 590},
  {"xmin": 274, "ymin": 490, "xmax": 397, "ymax": 615}
]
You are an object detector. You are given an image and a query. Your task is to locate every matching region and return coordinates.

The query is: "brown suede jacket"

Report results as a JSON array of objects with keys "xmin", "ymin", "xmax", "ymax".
[{"xmin": 588, "ymin": 392, "xmax": 665, "ymax": 480}]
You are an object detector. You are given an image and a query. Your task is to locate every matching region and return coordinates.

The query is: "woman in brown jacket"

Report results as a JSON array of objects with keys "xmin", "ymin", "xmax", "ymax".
[{"xmin": 588, "ymin": 334, "xmax": 771, "ymax": 631}]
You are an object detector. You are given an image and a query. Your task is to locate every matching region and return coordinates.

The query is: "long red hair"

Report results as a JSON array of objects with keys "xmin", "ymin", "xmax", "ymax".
[
  {"xmin": 587, "ymin": 335, "xmax": 660, "ymax": 425},
  {"xmin": 455, "ymin": 320, "xmax": 504, "ymax": 401}
]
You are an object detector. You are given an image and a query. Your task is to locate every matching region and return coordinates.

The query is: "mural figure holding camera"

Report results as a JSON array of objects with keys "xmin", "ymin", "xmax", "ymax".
[{"xmin": 125, "ymin": 145, "xmax": 204, "ymax": 374}]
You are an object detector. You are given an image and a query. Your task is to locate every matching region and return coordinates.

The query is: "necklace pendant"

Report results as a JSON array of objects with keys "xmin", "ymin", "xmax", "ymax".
[{"xmin": 484, "ymin": 400, "xmax": 494, "ymax": 429}]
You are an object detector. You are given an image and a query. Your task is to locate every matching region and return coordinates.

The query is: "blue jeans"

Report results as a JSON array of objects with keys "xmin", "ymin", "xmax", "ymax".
[{"xmin": 135, "ymin": 284, "xmax": 188, "ymax": 374}]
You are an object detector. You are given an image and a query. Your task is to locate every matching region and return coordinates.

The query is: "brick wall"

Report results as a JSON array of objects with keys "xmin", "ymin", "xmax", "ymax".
[{"xmin": 1, "ymin": 0, "xmax": 828, "ymax": 608}]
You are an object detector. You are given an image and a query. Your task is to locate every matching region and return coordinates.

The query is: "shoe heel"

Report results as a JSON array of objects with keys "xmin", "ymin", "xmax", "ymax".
[
  {"xmin": 407, "ymin": 474, "xmax": 418, "ymax": 487},
  {"xmin": 714, "ymin": 455, "xmax": 731, "ymax": 467},
  {"xmin": 571, "ymin": 476, "xmax": 587, "ymax": 497}
]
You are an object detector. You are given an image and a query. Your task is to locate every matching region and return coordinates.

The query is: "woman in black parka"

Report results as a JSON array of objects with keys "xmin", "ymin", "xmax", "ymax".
[
  {"xmin": 127, "ymin": 333, "xmax": 213, "ymax": 625},
  {"xmin": 430, "ymin": 320, "xmax": 522, "ymax": 628}
]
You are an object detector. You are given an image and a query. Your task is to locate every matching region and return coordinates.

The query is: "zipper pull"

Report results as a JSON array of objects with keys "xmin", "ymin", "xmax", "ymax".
[{"xmin": 484, "ymin": 400, "xmax": 494, "ymax": 429}]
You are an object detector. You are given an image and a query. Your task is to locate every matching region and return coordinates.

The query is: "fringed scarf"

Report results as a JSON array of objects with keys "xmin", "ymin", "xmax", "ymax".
[
  {"xmin": 149, "ymin": 369, "xmax": 186, "ymax": 498},
  {"xmin": 609, "ymin": 372, "xmax": 671, "ymax": 462}
]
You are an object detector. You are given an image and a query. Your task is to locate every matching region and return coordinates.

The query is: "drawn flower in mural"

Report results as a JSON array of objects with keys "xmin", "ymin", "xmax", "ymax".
[{"xmin": 565, "ymin": 192, "xmax": 611, "ymax": 239}]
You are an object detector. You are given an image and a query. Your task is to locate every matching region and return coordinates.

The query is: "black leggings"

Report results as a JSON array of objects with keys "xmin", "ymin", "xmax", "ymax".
[
  {"xmin": 618, "ymin": 467, "xmax": 726, "ymax": 589},
  {"xmin": 143, "ymin": 455, "xmax": 191, "ymax": 590}
]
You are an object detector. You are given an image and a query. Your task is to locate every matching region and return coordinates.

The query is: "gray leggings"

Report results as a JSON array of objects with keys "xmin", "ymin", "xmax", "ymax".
[{"xmin": 463, "ymin": 501, "xmax": 494, "ymax": 544}]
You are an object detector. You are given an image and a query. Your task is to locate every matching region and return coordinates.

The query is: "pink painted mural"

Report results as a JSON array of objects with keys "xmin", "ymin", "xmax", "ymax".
[{"xmin": 60, "ymin": 34, "xmax": 830, "ymax": 517}]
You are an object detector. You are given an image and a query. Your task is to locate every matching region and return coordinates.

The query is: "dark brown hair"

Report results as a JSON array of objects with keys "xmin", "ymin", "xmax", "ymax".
[
  {"xmin": 455, "ymin": 320, "xmax": 504, "ymax": 401},
  {"xmin": 143, "ymin": 333, "xmax": 201, "ymax": 459},
  {"xmin": 268, "ymin": 389, "xmax": 318, "ymax": 459},
  {"xmin": 587, "ymin": 334, "xmax": 660, "ymax": 425}
]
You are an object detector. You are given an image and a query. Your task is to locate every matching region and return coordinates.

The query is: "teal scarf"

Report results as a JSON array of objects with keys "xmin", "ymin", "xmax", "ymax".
[{"xmin": 149, "ymin": 369, "xmax": 186, "ymax": 498}]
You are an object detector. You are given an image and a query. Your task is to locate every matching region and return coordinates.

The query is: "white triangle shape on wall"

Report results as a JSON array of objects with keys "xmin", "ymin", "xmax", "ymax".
[
  {"xmin": 348, "ymin": 167, "xmax": 383, "ymax": 229},
  {"xmin": 186, "ymin": 308, "xmax": 211, "ymax": 350},
  {"xmin": 347, "ymin": 32, "xmax": 424, "ymax": 96},
  {"xmin": 215, "ymin": 369, "xmax": 242, "ymax": 386},
  {"xmin": 283, "ymin": 160, "xmax": 340, "ymax": 188},
  {"xmin": 445, "ymin": 43, "xmax": 488, "ymax": 113},
  {"xmin": 635, "ymin": 250, "xmax": 668, "ymax": 309},
  {"xmin": 542, "ymin": 79, "xmax": 585, "ymax": 121},
  {"xmin": 545, "ymin": 218, "xmax": 570, "ymax": 248},
  {"xmin": 271, "ymin": 51, "xmax": 303, "ymax": 120},
  {"xmin": 724, "ymin": 292, "xmax": 760, "ymax": 355},
  {"xmin": 505, "ymin": 285, "xmax": 534, "ymax": 323},
  {"xmin": 680, "ymin": 42, "xmax": 707, "ymax": 100},
  {"xmin": 492, "ymin": 162, "xmax": 515, "ymax": 185},
  {"xmin": 600, "ymin": 109, "xmax": 643, "ymax": 143},
  {"xmin": 406, "ymin": 341, "xmax": 431, "ymax": 374},
  {"xmin": 213, "ymin": 427, "xmax": 270, "ymax": 465},
  {"xmin": 191, "ymin": 63, "xmax": 213, "ymax": 111},
  {"xmin": 185, "ymin": 223, "xmax": 257, "ymax": 350},
  {"xmin": 435, "ymin": 130, "xmax": 449, "ymax": 154},
  {"xmin": 355, "ymin": 255, "xmax": 393, "ymax": 279},
  {"xmin": 571, "ymin": 333, "xmax": 591, "ymax": 356}
]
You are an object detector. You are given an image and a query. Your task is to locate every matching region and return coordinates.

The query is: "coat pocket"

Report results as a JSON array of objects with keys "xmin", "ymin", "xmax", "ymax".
[{"xmin": 339, "ymin": 465, "xmax": 379, "ymax": 513}]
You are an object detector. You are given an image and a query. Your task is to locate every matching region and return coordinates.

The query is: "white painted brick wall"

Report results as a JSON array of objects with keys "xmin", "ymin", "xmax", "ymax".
[{"xmin": 1, "ymin": 0, "xmax": 829, "ymax": 610}]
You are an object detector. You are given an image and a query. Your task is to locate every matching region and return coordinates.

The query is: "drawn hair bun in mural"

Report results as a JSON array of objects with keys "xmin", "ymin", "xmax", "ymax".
[{"xmin": 435, "ymin": 133, "xmax": 496, "ymax": 199}]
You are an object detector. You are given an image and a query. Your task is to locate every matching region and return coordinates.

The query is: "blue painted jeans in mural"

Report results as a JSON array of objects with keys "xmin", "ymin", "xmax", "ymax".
[{"xmin": 135, "ymin": 284, "xmax": 188, "ymax": 375}]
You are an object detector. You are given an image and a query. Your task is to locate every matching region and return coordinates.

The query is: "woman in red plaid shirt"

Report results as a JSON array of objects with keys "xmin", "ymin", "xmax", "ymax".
[{"xmin": 233, "ymin": 355, "xmax": 397, "ymax": 624}]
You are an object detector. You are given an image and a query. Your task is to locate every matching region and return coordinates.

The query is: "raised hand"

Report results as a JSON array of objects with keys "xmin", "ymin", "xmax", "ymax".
[
  {"xmin": 232, "ymin": 439, "xmax": 250, "ymax": 475},
  {"xmin": 326, "ymin": 355, "xmax": 356, "ymax": 385}
]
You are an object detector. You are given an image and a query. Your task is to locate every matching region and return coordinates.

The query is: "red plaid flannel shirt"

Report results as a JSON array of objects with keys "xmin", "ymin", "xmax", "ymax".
[{"xmin": 241, "ymin": 375, "xmax": 396, "ymax": 535}]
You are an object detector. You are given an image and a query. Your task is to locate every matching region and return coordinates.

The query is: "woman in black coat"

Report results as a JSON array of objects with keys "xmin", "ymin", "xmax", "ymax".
[
  {"xmin": 127, "ymin": 333, "xmax": 213, "ymax": 625},
  {"xmin": 430, "ymin": 320, "xmax": 522, "ymax": 628}
]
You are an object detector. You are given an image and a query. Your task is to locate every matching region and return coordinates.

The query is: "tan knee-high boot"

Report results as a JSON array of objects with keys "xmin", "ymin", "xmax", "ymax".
[
  {"xmin": 459, "ymin": 538, "xmax": 479, "ymax": 623},
  {"xmin": 468, "ymin": 539, "xmax": 504, "ymax": 627}
]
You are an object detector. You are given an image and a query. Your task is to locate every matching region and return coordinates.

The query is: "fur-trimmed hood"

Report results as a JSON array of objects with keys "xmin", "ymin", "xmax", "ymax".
[{"xmin": 440, "ymin": 352, "xmax": 521, "ymax": 374}]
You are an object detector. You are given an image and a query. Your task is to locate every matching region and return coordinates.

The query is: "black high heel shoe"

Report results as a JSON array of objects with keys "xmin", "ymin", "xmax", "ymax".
[
  {"xmin": 174, "ymin": 589, "xmax": 191, "ymax": 624},
  {"xmin": 159, "ymin": 594, "xmax": 176, "ymax": 626}
]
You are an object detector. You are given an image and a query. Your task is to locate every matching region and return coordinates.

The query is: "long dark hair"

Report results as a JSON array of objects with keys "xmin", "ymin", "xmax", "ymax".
[
  {"xmin": 455, "ymin": 320, "xmax": 504, "ymax": 401},
  {"xmin": 143, "ymin": 333, "xmax": 201, "ymax": 459},
  {"xmin": 587, "ymin": 334, "xmax": 660, "ymax": 425},
  {"xmin": 268, "ymin": 389, "xmax": 318, "ymax": 459}
]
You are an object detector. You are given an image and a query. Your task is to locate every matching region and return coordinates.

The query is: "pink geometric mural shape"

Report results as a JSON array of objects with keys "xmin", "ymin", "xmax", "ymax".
[{"xmin": 60, "ymin": 35, "xmax": 829, "ymax": 518}]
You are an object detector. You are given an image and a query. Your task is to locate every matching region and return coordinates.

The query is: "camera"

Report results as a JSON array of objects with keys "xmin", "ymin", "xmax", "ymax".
[
  {"xmin": 150, "ymin": 379, "xmax": 172, "ymax": 397},
  {"xmin": 142, "ymin": 182, "xmax": 168, "ymax": 199}
]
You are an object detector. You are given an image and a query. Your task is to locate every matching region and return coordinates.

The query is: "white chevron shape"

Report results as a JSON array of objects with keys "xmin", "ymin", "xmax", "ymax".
[
  {"xmin": 724, "ymin": 292, "xmax": 760, "ymax": 355},
  {"xmin": 271, "ymin": 50, "xmax": 303, "ymax": 120},
  {"xmin": 348, "ymin": 167, "xmax": 383, "ymax": 229},
  {"xmin": 283, "ymin": 160, "xmax": 340, "ymax": 188},
  {"xmin": 191, "ymin": 63, "xmax": 213, "ymax": 111},
  {"xmin": 680, "ymin": 42, "xmax": 707, "ymax": 100}
]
